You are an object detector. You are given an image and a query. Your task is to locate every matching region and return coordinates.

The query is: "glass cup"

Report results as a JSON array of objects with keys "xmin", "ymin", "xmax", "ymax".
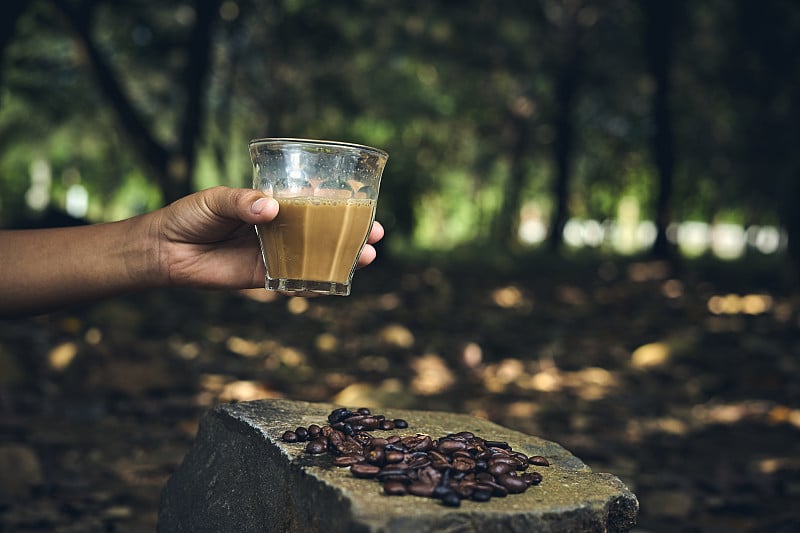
[{"xmin": 249, "ymin": 138, "xmax": 388, "ymax": 296}]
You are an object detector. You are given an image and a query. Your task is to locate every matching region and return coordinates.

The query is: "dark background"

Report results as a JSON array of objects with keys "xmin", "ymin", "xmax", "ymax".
[{"xmin": 1, "ymin": 1, "xmax": 799, "ymax": 531}]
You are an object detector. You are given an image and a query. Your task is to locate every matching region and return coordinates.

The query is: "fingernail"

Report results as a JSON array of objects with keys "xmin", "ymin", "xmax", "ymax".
[{"xmin": 251, "ymin": 197, "xmax": 272, "ymax": 215}]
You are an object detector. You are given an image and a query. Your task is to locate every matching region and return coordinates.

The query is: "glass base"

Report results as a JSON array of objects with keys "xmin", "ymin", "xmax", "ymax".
[{"xmin": 266, "ymin": 277, "xmax": 352, "ymax": 296}]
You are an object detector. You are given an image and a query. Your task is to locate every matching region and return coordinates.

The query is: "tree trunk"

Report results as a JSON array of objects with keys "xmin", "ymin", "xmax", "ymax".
[
  {"xmin": 547, "ymin": 61, "xmax": 578, "ymax": 252},
  {"xmin": 494, "ymin": 111, "xmax": 531, "ymax": 247},
  {"xmin": 52, "ymin": 0, "xmax": 218, "ymax": 205},
  {"xmin": 0, "ymin": 0, "xmax": 28, "ymax": 99},
  {"xmin": 642, "ymin": 1, "xmax": 676, "ymax": 260}
]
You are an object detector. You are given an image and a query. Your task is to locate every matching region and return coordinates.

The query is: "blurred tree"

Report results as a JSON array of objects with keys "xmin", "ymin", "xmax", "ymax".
[
  {"xmin": 51, "ymin": 0, "xmax": 220, "ymax": 203},
  {"xmin": 641, "ymin": 0, "xmax": 680, "ymax": 260},
  {"xmin": 0, "ymin": 1, "xmax": 28, "ymax": 97}
]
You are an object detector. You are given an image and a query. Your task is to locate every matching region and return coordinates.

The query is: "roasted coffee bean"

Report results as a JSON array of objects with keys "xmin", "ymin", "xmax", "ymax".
[
  {"xmin": 452, "ymin": 481, "xmax": 475, "ymax": 498},
  {"xmin": 413, "ymin": 435, "xmax": 434, "ymax": 452},
  {"xmin": 432, "ymin": 485, "xmax": 452, "ymax": 499},
  {"xmin": 512, "ymin": 452, "xmax": 529, "ymax": 469},
  {"xmin": 438, "ymin": 439, "xmax": 467, "ymax": 454},
  {"xmin": 366, "ymin": 447, "xmax": 386, "ymax": 466},
  {"xmin": 487, "ymin": 461, "xmax": 513, "ymax": 476},
  {"xmin": 407, "ymin": 455, "xmax": 431, "ymax": 470},
  {"xmin": 427, "ymin": 450, "xmax": 450, "ymax": 470},
  {"xmin": 343, "ymin": 415, "xmax": 366, "ymax": 425},
  {"xmin": 483, "ymin": 480, "xmax": 509, "ymax": 497},
  {"xmin": 305, "ymin": 439, "xmax": 327, "ymax": 454},
  {"xmin": 352, "ymin": 432, "xmax": 373, "ymax": 447},
  {"xmin": 523, "ymin": 471, "xmax": 543, "ymax": 486},
  {"xmin": 333, "ymin": 454, "xmax": 365, "ymax": 467},
  {"xmin": 370, "ymin": 437, "xmax": 389, "ymax": 447},
  {"xmin": 385, "ymin": 450, "xmax": 405, "ymax": 463},
  {"xmin": 528, "ymin": 455, "xmax": 550, "ymax": 467},
  {"xmin": 350, "ymin": 464, "xmax": 381, "ymax": 478},
  {"xmin": 379, "ymin": 464, "xmax": 409, "ymax": 475},
  {"xmin": 360, "ymin": 417, "xmax": 381, "ymax": 430},
  {"xmin": 442, "ymin": 492, "xmax": 461, "ymax": 507},
  {"xmin": 383, "ymin": 481, "xmax": 407, "ymax": 496},
  {"xmin": 383, "ymin": 443, "xmax": 405, "ymax": 453},
  {"xmin": 476, "ymin": 471, "xmax": 493, "ymax": 482},
  {"xmin": 497, "ymin": 473, "xmax": 528, "ymax": 494},
  {"xmin": 471, "ymin": 489, "xmax": 492, "ymax": 502},
  {"xmin": 328, "ymin": 408, "xmax": 354, "ymax": 424},
  {"xmin": 417, "ymin": 466, "xmax": 443, "ymax": 487},
  {"xmin": 284, "ymin": 407, "xmax": 545, "ymax": 506},
  {"xmin": 452, "ymin": 456, "xmax": 476, "ymax": 472},
  {"xmin": 408, "ymin": 482, "xmax": 436, "ymax": 497},
  {"xmin": 489, "ymin": 456, "xmax": 521, "ymax": 468}
]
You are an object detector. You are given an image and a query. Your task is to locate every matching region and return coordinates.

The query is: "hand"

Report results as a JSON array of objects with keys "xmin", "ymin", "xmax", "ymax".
[{"xmin": 153, "ymin": 186, "xmax": 385, "ymax": 290}]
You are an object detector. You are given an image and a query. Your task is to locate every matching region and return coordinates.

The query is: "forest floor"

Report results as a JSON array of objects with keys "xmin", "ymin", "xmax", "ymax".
[{"xmin": 1, "ymin": 252, "xmax": 799, "ymax": 532}]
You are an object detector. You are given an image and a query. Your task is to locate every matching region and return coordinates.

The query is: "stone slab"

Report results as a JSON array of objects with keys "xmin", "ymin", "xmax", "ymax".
[{"xmin": 158, "ymin": 399, "xmax": 638, "ymax": 532}]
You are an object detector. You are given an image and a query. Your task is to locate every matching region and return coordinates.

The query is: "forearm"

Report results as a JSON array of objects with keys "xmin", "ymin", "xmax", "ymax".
[{"xmin": 0, "ymin": 214, "xmax": 162, "ymax": 318}]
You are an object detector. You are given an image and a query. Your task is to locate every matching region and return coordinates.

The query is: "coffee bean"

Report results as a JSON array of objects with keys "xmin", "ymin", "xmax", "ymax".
[
  {"xmin": 442, "ymin": 492, "xmax": 461, "ymax": 507},
  {"xmin": 408, "ymin": 482, "xmax": 436, "ymax": 497},
  {"xmin": 528, "ymin": 455, "xmax": 550, "ymax": 467},
  {"xmin": 328, "ymin": 408, "xmax": 354, "ymax": 424},
  {"xmin": 407, "ymin": 455, "xmax": 431, "ymax": 470},
  {"xmin": 483, "ymin": 480, "xmax": 509, "ymax": 497},
  {"xmin": 350, "ymin": 464, "xmax": 381, "ymax": 478},
  {"xmin": 471, "ymin": 489, "xmax": 492, "ymax": 502},
  {"xmin": 523, "ymin": 471, "xmax": 543, "ymax": 486},
  {"xmin": 412, "ymin": 435, "xmax": 434, "ymax": 452},
  {"xmin": 333, "ymin": 454, "xmax": 365, "ymax": 467},
  {"xmin": 378, "ymin": 464, "xmax": 409, "ymax": 475},
  {"xmin": 438, "ymin": 439, "xmax": 467, "ymax": 454},
  {"xmin": 283, "ymin": 407, "xmax": 545, "ymax": 507},
  {"xmin": 366, "ymin": 447, "xmax": 386, "ymax": 466},
  {"xmin": 497, "ymin": 473, "xmax": 528, "ymax": 494},
  {"xmin": 383, "ymin": 481, "xmax": 407, "ymax": 496},
  {"xmin": 452, "ymin": 456, "xmax": 476, "ymax": 472},
  {"xmin": 360, "ymin": 417, "xmax": 381, "ymax": 430},
  {"xmin": 305, "ymin": 439, "xmax": 327, "ymax": 454},
  {"xmin": 487, "ymin": 462, "xmax": 513, "ymax": 476},
  {"xmin": 385, "ymin": 451, "xmax": 405, "ymax": 463}
]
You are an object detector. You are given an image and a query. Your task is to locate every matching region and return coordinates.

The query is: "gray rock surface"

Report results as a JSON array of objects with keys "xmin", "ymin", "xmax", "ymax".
[{"xmin": 158, "ymin": 399, "xmax": 638, "ymax": 532}]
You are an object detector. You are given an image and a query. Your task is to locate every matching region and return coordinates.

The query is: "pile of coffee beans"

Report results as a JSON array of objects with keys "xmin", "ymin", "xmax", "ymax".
[{"xmin": 281, "ymin": 407, "xmax": 549, "ymax": 507}]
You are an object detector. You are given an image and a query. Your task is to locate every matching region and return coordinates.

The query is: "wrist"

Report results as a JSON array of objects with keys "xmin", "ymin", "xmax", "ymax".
[{"xmin": 125, "ymin": 209, "xmax": 170, "ymax": 290}]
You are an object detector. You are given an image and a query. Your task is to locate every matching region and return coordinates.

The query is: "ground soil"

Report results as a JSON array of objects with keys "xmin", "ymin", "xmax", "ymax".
[{"xmin": 1, "ymin": 254, "xmax": 799, "ymax": 532}]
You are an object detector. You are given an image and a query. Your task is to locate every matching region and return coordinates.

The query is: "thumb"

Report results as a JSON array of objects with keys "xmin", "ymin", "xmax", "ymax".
[{"xmin": 203, "ymin": 186, "xmax": 279, "ymax": 224}]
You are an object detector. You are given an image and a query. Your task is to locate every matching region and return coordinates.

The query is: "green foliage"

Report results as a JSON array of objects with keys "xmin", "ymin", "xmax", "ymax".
[{"xmin": 0, "ymin": 0, "xmax": 797, "ymax": 262}]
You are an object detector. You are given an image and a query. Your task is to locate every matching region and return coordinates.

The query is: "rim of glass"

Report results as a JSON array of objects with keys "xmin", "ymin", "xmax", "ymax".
[{"xmin": 248, "ymin": 137, "xmax": 388, "ymax": 158}]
